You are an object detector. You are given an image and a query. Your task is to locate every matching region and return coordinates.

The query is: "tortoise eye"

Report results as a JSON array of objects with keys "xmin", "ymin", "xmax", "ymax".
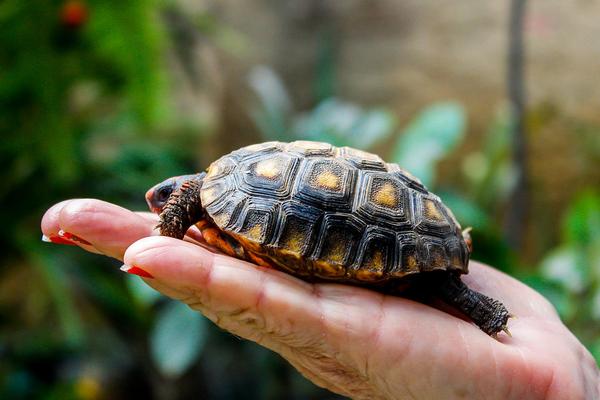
[{"xmin": 156, "ymin": 186, "xmax": 173, "ymax": 203}]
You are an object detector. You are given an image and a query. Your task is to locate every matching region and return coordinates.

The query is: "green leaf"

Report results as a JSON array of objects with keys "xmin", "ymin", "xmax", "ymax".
[
  {"xmin": 392, "ymin": 102, "xmax": 466, "ymax": 187},
  {"xmin": 591, "ymin": 340, "xmax": 600, "ymax": 366},
  {"xmin": 540, "ymin": 246, "xmax": 584, "ymax": 294},
  {"xmin": 315, "ymin": 28, "xmax": 336, "ymax": 102},
  {"xmin": 522, "ymin": 275, "xmax": 575, "ymax": 320},
  {"xmin": 86, "ymin": 0, "xmax": 167, "ymax": 128},
  {"xmin": 460, "ymin": 108, "xmax": 517, "ymax": 208},
  {"xmin": 150, "ymin": 301, "xmax": 208, "ymax": 379},
  {"xmin": 248, "ymin": 66, "xmax": 293, "ymax": 141},
  {"xmin": 563, "ymin": 190, "xmax": 600, "ymax": 246},
  {"xmin": 293, "ymin": 98, "xmax": 360, "ymax": 145},
  {"xmin": 437, "ymin": 190, "xmax": 490, "ymax": 230},
  {"xmin": 348, "ymin": 110, "xmax": 396, "ymax": 149},
  {"xmin": 24, "ymin": 246, "xmax": 85, "ymax": 348},
  {"xmin": 591, "ymin": 289, "xmax": 600, "ymax": 321},
  {"xmin": 292, "ymin": 98, "xmax": 394, "ymax": 149}
]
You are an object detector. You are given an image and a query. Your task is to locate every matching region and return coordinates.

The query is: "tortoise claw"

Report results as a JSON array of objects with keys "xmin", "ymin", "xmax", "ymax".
[{"xmin": 502, "ymin": 326, "xmax": 512, "ymax": 337}]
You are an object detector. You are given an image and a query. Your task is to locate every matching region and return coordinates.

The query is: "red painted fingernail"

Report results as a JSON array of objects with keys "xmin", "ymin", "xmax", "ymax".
[
  {"xmin": 42, "ymin": 234, "xmax": 77, "ymax": 245},
  {"xmin": 120, "ymin": 264, "xmax": 154, "ymax": 279},
  {"xmin": 58, "ymin": 230, "xmax": 92, "ymax": 246}
]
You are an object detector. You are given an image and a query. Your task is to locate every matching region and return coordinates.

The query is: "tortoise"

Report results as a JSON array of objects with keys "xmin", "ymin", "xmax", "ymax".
[{"xmin": 146, "ymin": 140, "xmax": 511, "ymax": 336}]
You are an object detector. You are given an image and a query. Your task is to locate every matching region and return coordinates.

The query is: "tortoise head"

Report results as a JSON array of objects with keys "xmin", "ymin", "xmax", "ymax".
[{"xmin": 145, "ymin": 174, "xmax": 204, "ymax": 213}]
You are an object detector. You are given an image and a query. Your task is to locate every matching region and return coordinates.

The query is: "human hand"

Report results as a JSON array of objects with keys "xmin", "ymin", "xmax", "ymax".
[{"xmin": 42, "ymin": 199, "xmax": 600, "ymax": 400}]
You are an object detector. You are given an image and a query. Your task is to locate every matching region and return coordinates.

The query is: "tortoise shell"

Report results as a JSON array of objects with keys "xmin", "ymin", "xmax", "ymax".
[{"xmin": 198, "ymin": 140, "xmax": 469, "ymax": 283}]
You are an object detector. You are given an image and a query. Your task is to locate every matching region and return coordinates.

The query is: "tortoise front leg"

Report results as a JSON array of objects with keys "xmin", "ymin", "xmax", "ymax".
[{"xmin": 159, "ymin": 179, "xmax": 204, "ymax": 239}]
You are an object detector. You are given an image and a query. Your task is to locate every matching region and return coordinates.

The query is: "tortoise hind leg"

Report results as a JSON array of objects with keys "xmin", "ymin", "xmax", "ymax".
[{"xmin": 437, "ymin": 273, "xmax": 511, "ymax": 337}]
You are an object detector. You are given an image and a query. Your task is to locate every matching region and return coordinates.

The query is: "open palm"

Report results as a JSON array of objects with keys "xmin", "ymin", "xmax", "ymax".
[{"xmin": 42, "ymin": 199, "xmax": 599, "ymax": 399}]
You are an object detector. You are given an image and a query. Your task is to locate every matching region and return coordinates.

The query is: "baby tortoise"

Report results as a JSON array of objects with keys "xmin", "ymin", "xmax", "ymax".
[{"xmin": 146, "ymin": 141, "xmax": 512, "ymax": 337}]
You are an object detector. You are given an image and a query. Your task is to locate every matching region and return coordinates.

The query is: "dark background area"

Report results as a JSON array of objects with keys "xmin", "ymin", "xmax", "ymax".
[{"xmin": 1, "ymin": 1, "xmax": 599, "ymax": 399}]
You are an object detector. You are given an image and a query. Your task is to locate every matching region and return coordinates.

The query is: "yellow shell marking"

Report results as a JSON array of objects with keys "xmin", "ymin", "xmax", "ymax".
[
  {"xmin": 281, "ymin": 231, "xmax": 304, "ymax": 254},
  {"xmin": 356, "ymin": 250, "xmax": 384, "ymax": 280},
  {"xmin": 201, "ymin": 187, "xmax": 217, "ymax": 205},
  {"xmin": 245, "ymin": 224, "xmax": 264, "ymax": 242},
  {"xmin": 314, "ymin": 170, "xmax": 341, "ymax": 190},
  {"xmin": 406, "ymin": 255, "xmax": 418, "ymax": 271},
  {"xmin": 316, "ymin": 260, "xmax": 344, "ymax": 276},
  {"xmin": 369, "ymin": 250, "xmax": 385, "ymax": 271},
  {"xmin": 373, "ymin": 183, "xmax": 398, "ymax": 208},
  {"xmin": 323, "ymin": 240, "xmax": 346, "ymax": 264},
  {"xmin": 255, "ymin": 159, "xmax": 281, "ymax": 179},
  {"xmin": 432, "ymin": 253, "xmax": 447, "ymax": 269},
  {"xmin": 212, "ymin": 212, "xmax": 230, "ymax": 227},
  {"xmin": 424, "ymin": 199, "xmax": 444, "ymax": 222}
]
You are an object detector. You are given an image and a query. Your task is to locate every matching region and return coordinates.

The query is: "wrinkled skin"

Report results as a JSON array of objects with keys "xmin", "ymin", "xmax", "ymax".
[{"xmin": 42, "ymin": 199, "xmax": 600, "ymax": 400}]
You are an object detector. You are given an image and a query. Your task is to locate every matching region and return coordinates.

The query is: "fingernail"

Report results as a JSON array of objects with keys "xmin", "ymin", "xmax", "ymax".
[
  {"xmin": 42, "ymin": 234, "xmax": 77, "ymax": 245},
  {"xmin": 120, "ymin": 264, "xmax": 154, "ymax": 279},
  {"xmin": 58, "ymin": 230, "xmax": 92, "ymax": 246}
]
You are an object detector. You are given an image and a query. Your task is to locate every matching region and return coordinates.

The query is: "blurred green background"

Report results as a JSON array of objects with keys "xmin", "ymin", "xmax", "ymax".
[{"xmin": 1, "ymin": 1, "xmax": 599, "ymax": 399}]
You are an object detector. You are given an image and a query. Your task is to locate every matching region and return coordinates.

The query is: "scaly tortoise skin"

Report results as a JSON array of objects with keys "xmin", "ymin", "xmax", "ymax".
[{"xmin": 146, "ymin": 141, "xmax": 511, "ymax": 336}]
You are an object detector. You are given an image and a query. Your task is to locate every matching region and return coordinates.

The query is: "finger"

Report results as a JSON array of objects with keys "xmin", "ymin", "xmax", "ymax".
[
  {"xmin": 55, "ymin": 199, "xmax": 157, "ymax": 260},
  {"xmin": 123, "ymin": 237, "xmax": 320, "ymax": 342},
  {"xmin": 135, "ymin": 211, "xmax": 159, "ymax": 224},
  {"xmin": 41, "ymin": 200, "xmax": 73, "ymax": 234},
  {"xmin": 41, "ymin": 200, "xmax": 102, "ymax": 253}
]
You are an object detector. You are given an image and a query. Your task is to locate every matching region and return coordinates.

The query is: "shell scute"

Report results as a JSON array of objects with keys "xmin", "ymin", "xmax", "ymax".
[
  {"xmin": 239, "ymin": 152, "xmax": 300, "ymax": 199},
  {"xmin": 387, "ymin": 232, "xmax": 420, "ymax": 278},
  {"xmin": 413, "ymin": 193, "xmax": 454, "ymax": 236},
  {"xmin": 205, "ymin": 190, "xmax": 247, "ymax": 230},
  {"xmin": 287, "ymin": 140, "xmax": 334, "ymax": 157},
  {"xmin": 295, "ymin": 158, "xmax": 356, "ymax": 212},
  {"xmin": 387, "ymin": 163, "xmax": 428, "ymax": 194},
  {"xmin": 355, "ymin": 172, "xmax": 411, "ymax": 230},
  {"xmin": 418, "ymin": 236, "xmax": 449, "ymax": 272},
  {"xmin": 350, "ymin": 228, "xmax": 396, "ymax": 282},
  {"xmin": 274, "ymin": 201, "xmax": 322, "ymax": 258},
  {"xmin": 337, "ymin": 146, "xmax": 387, "ymax": 171},
  {"xmin": 311, "ymin": 215, "xmax": 363, "ymax": 278}
]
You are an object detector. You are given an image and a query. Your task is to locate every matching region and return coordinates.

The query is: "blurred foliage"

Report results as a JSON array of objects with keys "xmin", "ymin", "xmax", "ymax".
[
  {"xmin": 248, "ymin": 66, "xmax": 395, "ymax": 149},
  {"xmin": 393, "ymin": 102, "xmax": 466, "ymax": 188},
  {"xmin": 1, "ymin": 1, "xmax": 599, "ymax": 399},
  {"xmin": 150, "ymin": 301, "xmax": 208, "ymax": 379},
  {"xmin": 525, "ymin": 190, "xmax": 600, "ymax": 358}
]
